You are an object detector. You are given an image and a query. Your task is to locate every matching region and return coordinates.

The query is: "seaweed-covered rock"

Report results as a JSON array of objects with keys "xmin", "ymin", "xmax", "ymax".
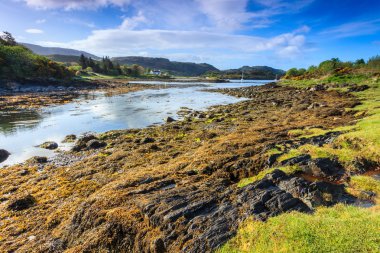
[{"xmin": 39, "ymin": 141, "xmax": 58, "ymax": 150}]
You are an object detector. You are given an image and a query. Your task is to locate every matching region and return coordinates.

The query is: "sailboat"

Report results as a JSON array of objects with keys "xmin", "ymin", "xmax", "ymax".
[{"xmin": 241, "ymin": 71, "xmax": 244, "ymax": 81}]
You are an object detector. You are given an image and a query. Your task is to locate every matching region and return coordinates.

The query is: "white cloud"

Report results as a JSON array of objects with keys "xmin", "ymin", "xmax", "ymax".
[
  {"xmin": 321, "ymin": 19, "xmax": 380, "ymax": 38},
  {"xmin": 36, "ymin": 19, "xmax": 46, "ymax": 24},
  {"xmin": 39, "ymin": 27, "xmax": 308, "ymax": 59},
  {"xmin": 21, "ymin": 0, "xmax": 131, "ymax": 10},
  {"xmin": 120, "ymin": 11, "xmax": 148, "ymax": 30},
  {"xmin": 25, "ymin": 28, "xmax": 44, "ymax": 34}
]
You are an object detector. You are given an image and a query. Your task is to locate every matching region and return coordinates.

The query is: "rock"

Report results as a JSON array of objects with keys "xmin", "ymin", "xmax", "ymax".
[
  {"xmin": 0, "ymin": 149, "xmax": 10, "ymax": 163},
  {"xmin": 281, "ymin": 154, "xmax": 311, "ymax": 166},
  {"xmin": 166, "ymin": 117, "xmax": 175, "ymax": 123},
  {"xmin": 20, "ymin": 169, "xmax": 29, "ymax": 176},
  {"xmin": 309, "ymin": 84, "xmax": 326, "ymax": 92},
  {"xmin": 62, "ymin": 134, "xmax": 77, "ymax": 143},
  {"xmin": 39, "ymin": 141, "xmax": 58, "ymax": 150},
  {"xmin": 86, "ymin": 139, "xmax": 106, "ymax": 149},
  {"xmin": 305, "ymin": 158, "xmax": 345, "ymax": 180},
  {"xmin": 151, "ymin": 238, "xmax": 165, "ymax": 253},
  {"xmin": 348, "ymin": 84, "xmax": 369, "ymax": 92},
  {"xmin": 267, "ymin": 153, "xmax": 282, "ymax": 166},
  {"xmin": 142, "ymin": 137, "xmax": 155, "ymax": 144},
  {"xmin": 7, "ymin": 194, "xmax": 36, "ymax": 211},
  {"xmin": 72, "ymin": 134, "xmax": 98, "ymax": 151},
  {"xmin": 27, "ymin": 156, "xmax": 48, "ymax": 164}
]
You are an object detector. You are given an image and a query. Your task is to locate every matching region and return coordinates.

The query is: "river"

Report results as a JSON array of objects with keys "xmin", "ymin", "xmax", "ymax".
[{"xmin": 0, "ymin": 80, "xmax": 270, "ymax": 166}]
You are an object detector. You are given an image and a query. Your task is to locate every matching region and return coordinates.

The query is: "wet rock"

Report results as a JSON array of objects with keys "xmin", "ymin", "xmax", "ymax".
[
  {"xmin": 7, "ymin": 194, "xmax": 36, "ymax": 211},
  {"xmin": 166, "ymin": 117, "xmax": 175, "ymax": 123},
  {"xmin": 39, "ymin": 141, "xmax": 58, "ymax": 150},
  {"xmin": 0, "ymin": 149, "xmax": 10, "ymax": 163},
  {"xmin": 62, "ymin": 134, "xmax": 77, "ymax": 143},
  {"xmin": 86, "ymin": 139, "xmax": 106, "ymax": 150}
]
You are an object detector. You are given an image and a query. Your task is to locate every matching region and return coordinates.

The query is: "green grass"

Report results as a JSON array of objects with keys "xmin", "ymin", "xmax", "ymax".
[
  {"xmin": 238, "ymin": 165, "xmax": 302, "ymax": 188},
  {"xmin": 287, "ymin": 128, "xmax": 330, "ymax": 138},
  {"xmin": 218, "ymin": 204, "xmax": 380, "ymax": 253},
  {"xmin": 274, "ymin": 78, "xmax": 380, "ymax": 169},
  {"xmin": 350, "ymin": 175, "xmax": 380, "ymax": 195}
]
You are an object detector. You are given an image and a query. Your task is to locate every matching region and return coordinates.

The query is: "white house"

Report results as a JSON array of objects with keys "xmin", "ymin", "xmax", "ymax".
[{"xmin": 150, "ymin": 69, "xmax": 161, "ymax": 75}]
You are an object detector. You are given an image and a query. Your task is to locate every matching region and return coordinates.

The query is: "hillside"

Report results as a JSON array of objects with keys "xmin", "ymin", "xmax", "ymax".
[
  {"xmin": 219, "ymin": 66, "xmax": 285, "ymax": 80},
  {"xmin": 22, "ymin": 43, "xmax": 99, "ymax": 60},
  {"xmin": 112, "ymin": 56, "xmax": 219, "ymax": 76},
  {"xmin": 46, "ymin": 54, "xmax": 80, "ymax": 63}
]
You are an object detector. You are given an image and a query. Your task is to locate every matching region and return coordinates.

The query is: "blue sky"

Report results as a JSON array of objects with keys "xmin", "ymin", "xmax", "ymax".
[{"xmin": 0, "ymin": 0, "xmax": 379, "ymax": 70}]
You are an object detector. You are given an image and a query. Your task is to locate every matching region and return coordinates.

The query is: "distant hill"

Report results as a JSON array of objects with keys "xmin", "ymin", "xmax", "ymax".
[
  {"xmin": 112, "ymin": 56, "xmax": 219, "ymax": 76},
  {"xmin": 21, "ymin": 43, "xmax": 100, "ymax": 60},
  {"xmin": 220, "ymin": 66, "xmax": 285, "ymax": 80}
]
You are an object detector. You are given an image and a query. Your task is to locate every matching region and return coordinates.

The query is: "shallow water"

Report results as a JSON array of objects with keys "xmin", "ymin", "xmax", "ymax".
[{"xmin": 0, "ymin": 80, "xmax": 270, "ymax": 166}]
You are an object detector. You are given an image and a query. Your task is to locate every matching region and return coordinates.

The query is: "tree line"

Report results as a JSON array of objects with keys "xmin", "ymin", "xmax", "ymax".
[
  {"xmin": 77, "ymin": 54, "xmax": 145, "ymax": 77},
  {"xmin": 284, "ymin": 56, "xmax": 380, "ymax": 80}
]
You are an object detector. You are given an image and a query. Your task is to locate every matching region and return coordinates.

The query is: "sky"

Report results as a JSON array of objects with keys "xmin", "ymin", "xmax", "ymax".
[{"xmin": 0, "ymin": 0, "xmax": 379, "ymax": 70}]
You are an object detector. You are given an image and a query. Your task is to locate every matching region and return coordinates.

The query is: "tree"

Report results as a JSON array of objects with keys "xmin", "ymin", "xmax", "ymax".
[
  {"xmin": 79, "ymin": 54, "xmax": 87, "ymax": 69},
  {"xmin": 0, "ymin": 31, "xmax": 17, "ymax": 46}
]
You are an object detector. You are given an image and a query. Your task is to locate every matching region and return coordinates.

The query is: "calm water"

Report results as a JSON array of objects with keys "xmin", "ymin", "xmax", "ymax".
[{"xmin": 0, "ymin": 80, "xmax": 270, "ymax": 166}]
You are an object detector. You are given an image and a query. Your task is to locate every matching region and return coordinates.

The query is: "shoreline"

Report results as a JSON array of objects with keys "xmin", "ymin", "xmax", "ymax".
[{"xmin": 1, "ymin": 82, "xmax": 377, "ymax": 252}]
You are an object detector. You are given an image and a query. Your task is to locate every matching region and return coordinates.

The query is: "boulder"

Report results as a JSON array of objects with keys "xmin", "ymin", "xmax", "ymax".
[
  {"xmin": 62, "ymin": 134, "xmax": 77, "ymax": 143},
  {"xmin": 27, "ymin": 156, "xmax": 48, "ymax": 164},
  {"xmin": 7, "ymin": 194, "xmax": 36, "ymax": 211},
  {"xmin": 86, "ymin": 139, "xmax": 106, "ymax": 150},
  {"xmin": 0, "ymin": 149, "xmax": 10, "ymax": 163},
  {"xmin": 39, "ymin": 141, "xmax": 58, "ymax": 150},
  {"xmin": 166, "ymin": 117, "xmax": 175, "ymax": 123}
]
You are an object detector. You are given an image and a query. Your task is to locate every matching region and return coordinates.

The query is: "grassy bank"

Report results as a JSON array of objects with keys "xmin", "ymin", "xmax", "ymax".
[{"xmin": 218, "ymin": 204, "xmax": 380, "ymax": 253}]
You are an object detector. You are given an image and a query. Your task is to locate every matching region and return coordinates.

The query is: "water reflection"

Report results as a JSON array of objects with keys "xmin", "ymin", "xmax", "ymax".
[
  {"xmin": 0, "ymin": 80, "xmax": 270, "ymax": 166},
  {"xmin": 0, "ymin": 109, "xmax": 43, "ymax": 135}
]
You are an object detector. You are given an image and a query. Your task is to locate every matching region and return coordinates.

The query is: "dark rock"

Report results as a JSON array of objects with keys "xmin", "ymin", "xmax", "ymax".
[
  {"xmin": 348, "ymin": 84, "xmax": 369, "ymax": 92},
  {"xmin": 0, "ymin": 149, "xmax": 10, "ymax": 163},
  {"xmin": 39, "ymin": 141, "xmax": 58, "ymax": 150},
  {"xmin": 281, "ymin": 154, "xmax": 311, "ymax": 166},
  {"xmin": 305, "ymin": 158, "xmax": 345, "ymax": 180},
  {"xmin": 267, "ymin": 153, "xmax": 281, "ymax": 166},
  {"xmin": 20, "ymin": 169, "xmax": 29, "ymax": 176},
  {"xmin": 151, "ymin": 238, "xmax": 165, "ymax": 253},
  {"xmin": 142, "ymin": 137, "xmax": 155, "ymax": 144},
  {"xmin": 62, "ymin": 134, "xmax": 77, "ymax": 143},
  {"xmin": 86, "ymin": 139, "xmax": 106, "ymax": 149},
  {"xmin": 7, "ymin": 194, "xmax": 36, "ymax": 211},
  {"xmin": 166, "ymin": 117, "xmax": 175, "ymax": 123}
]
